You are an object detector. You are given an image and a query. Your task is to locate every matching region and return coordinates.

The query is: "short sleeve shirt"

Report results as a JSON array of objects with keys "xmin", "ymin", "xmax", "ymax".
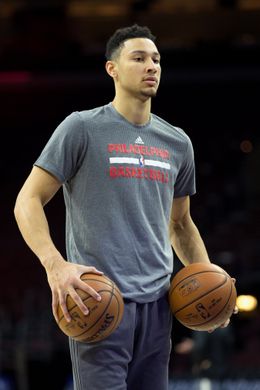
[{"xmin": 35, "ymin": 103, "xmax": 196, "ymax": 302}]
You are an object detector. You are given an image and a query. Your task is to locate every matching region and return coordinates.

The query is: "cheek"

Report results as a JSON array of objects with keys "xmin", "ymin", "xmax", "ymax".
[{"xmin": 120, "ymin": 67, "xmax": 139, "ymax": 83}]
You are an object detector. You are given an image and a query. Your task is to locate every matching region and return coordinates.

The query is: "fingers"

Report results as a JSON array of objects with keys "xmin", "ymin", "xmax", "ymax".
[
  {"xmin": 52, "ymin": 269, "xmax": 103, "ymax": 323},
  {"xmin": 53, "ymin": 287, "xmax": 88, "ymax": 323},
  {"xmin": 207, "ymin": 318, "xmax": 230, "ymax": 333},
  {"xmin": 207, "ymin": 327, "xmax": 216, "ymax": 333},
  {"xmin": 207, "ymin": 276, "xmax": 238, "ymax": 332},
  {"xmin": 82, "ymin": 266, "xmax": 104, "ymax": 276},
  {"xmin": 233, "ymin": 305, "xmax": 239, "ymax": 314},
  {"xmin": 208, "ymin": 306, "xmax": 239, "ymax": 333},
  {"xmin": 58, "ymin": 291, "xmax": 72, "ymax": 323},
  {"xmin": 68, "ymin": 287, "xmax": 89, "ymax": 316},
  {"xmin": 77, "ymin": 279, "xmax": 102, "ymax": 302},
  {"xmin": 52, "ymin": 290, "xmax": 62, "ymax": 323},
  {"xmin": 220, "ymin": 318, "xmax": 230, "ymax": 328}
]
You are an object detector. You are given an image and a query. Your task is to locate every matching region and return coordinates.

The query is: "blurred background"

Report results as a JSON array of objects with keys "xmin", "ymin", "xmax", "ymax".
[{"xmin": 1, "ymin": 0, "xmax": 260, "ymax": 389}]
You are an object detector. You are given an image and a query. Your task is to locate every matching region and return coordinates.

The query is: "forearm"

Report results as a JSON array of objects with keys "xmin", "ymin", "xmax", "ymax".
[
  {"xmin": 169, "ymin": 214, "xmax": 211, "ymax": 266},
  {"xmin": 14, "ymin": 195, "xmax": 64, "ymax": 271}
]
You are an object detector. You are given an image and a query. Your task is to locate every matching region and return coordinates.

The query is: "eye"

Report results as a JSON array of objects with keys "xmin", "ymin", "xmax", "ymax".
[
  {"xmin": 153, "ymin": 58, "xmax": 160, "ymax": 64},
  {"xmin": 134, "ymin": 57, "xmax": 143, "ymax": 62}
]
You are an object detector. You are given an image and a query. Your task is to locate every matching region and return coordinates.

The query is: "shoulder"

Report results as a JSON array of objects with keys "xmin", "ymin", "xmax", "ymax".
[
  {"xmin": 152, "ymin": 114, "xmax": 191, "ymax": 144},
  {"xmin": 76, "ymin": 104, "xmax": 110, "ymax": 123},
  {"xmin": 151, "ymin": 113, "xmax": 192, "ymax": 145},
  {"xmin": 57, "ymin": 104, "xmax": 109, "ymax": 135}
]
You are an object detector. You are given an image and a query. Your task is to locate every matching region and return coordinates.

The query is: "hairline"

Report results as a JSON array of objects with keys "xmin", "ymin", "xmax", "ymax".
[{"xmin": 110, "ymin": 37, "xmax": 158, "ymax": 61}]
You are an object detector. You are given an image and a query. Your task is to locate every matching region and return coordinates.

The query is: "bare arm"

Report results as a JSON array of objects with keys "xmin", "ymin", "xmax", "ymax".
[
  {"xmin": 169, "ymin": 195, "xmax": 210, "ymax": 266},
  {"xmin": 169, "ymin": 196, "xmax": 238, "ymax": 328},
  {"xmin": 14, "ymin": 166, "xmax": 62, "ymax": 263},
  {"xmin": 14, "ymin": 166, "xmax": 102, "ymax": 322}
]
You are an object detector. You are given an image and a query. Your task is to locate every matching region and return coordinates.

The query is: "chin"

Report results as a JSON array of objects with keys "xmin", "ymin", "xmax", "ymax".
[{"xmin": 141, "ymin": 89, "xmax": 158, "ymax": 99}]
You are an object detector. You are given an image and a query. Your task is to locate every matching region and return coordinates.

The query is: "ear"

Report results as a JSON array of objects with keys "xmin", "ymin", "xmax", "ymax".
[{"xmin": 105, "ymin": 60, "xmax": 118, "ymax": 79}]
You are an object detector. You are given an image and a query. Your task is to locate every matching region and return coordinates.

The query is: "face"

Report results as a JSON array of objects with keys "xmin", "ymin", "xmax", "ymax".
[{"xmin": 108, "ymin": 38, "xmax": 161, "ymax": 100}]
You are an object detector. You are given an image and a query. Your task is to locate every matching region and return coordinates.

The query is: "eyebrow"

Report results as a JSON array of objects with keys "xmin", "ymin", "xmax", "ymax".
[{"xmin": 129, "ymin": 50, "xmax": 161, "ymax": 58}]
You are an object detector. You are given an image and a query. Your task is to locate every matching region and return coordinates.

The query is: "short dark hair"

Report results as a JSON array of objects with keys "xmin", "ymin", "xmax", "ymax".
[{"xmin": 105, "ymin": 24, "xmax": 156, "ymax": 60}]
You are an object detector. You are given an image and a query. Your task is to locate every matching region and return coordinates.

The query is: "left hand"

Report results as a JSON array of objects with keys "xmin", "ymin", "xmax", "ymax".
[{"xmin": 208, "ymin": 278, "xmax": 238, "ymax": 333}]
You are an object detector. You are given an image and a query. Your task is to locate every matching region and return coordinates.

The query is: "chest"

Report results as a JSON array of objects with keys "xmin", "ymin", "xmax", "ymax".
[{"xmin": 85, "ymin": 126, "xmax": 184, "ymax": 187}]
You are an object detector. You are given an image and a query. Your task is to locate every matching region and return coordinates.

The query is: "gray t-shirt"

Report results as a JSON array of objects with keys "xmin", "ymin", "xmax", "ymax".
[{"xmin": 35, "ymin": 103, "xmax": 196, "ymax": 302}]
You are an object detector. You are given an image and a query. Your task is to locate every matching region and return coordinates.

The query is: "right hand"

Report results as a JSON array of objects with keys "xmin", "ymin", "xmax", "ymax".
[{"xmin": 45, "ymin": 257, "xmax": 103, "ymax": 323}]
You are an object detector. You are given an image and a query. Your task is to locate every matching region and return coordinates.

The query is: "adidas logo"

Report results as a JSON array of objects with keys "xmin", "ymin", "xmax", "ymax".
[{"xmin": 135, "ymin": 136, "xmax": 144, "ymax": 144}]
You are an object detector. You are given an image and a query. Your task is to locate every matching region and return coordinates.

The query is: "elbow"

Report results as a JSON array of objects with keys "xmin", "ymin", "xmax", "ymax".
[
  {"xmin": 170, "ymin": 220, "xmax": 184, "ymax": 237},
  {"xmin": 170, "ymin": 211, "xmax": 190, "ymax": 231},
  {"xmin": 169, "ymin": 219, "xmax": 185, "ymax": 243},
  {"xmin": 14, "ymin": 191, "xmax": 29, "ymax": 223},
  {"xmin": 169, "ymin": 212, "xmax": 194, "ymax": 242},
  {"xmin": 14, "ymin": 193, "xmax": 23, "ymax": 223}
]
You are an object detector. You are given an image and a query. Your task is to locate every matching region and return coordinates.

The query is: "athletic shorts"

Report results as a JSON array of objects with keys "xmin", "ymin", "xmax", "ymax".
[{"xmin": 69, "ymin": 294, "xmax": 172, "ymax": 390}]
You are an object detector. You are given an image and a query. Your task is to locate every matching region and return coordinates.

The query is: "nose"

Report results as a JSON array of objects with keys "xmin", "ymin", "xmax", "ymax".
[{"xmin": 146, "ymin": 58, "xmax": 158, "ymax": 73}]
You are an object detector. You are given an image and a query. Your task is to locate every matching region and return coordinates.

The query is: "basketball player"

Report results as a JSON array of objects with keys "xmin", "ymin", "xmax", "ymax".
[{"xmin": 14, "ymin": 25, "xmax": 235, "ymax": 389}]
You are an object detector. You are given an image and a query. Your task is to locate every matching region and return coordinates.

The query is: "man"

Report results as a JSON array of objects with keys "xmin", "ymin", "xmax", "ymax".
[{"xmin": 14, "ymin": 25, "xmax": 233, "ymax": 390}]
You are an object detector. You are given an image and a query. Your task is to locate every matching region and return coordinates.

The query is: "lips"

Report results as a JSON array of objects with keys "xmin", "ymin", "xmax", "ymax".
[
  {"xmin": 143, "ymin": 77, "xmax": 157, "ymax": 83},
  {"xmin": 143, "ymin": 77, "xmax": 158, "ymax": 86}
]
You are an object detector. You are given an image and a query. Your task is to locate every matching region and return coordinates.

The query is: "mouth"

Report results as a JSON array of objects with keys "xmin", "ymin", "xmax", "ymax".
[{"xmin": 143, "ymin": 77, "xmax": 158, "ymax": 86}]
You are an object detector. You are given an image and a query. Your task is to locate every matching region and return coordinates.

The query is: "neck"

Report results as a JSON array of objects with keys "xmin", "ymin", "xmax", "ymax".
[{"xmin": 112, "ymin": 92, "xmax": 151, "ymax": 125}]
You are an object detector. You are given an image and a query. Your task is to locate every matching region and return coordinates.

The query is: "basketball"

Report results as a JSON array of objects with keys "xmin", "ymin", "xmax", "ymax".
[
  {"xmin": 169, "ymin": 263, "xmax": 237, "ymax": 331},
  {"xmin": 57, "ymin": 273, "xmax": 124, "ymax": 342}
]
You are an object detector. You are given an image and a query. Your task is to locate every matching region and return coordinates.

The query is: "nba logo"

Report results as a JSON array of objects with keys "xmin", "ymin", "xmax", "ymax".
[{"xmin": 139, "ymin": 155, "xmax": 145, "ymax": 167}]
